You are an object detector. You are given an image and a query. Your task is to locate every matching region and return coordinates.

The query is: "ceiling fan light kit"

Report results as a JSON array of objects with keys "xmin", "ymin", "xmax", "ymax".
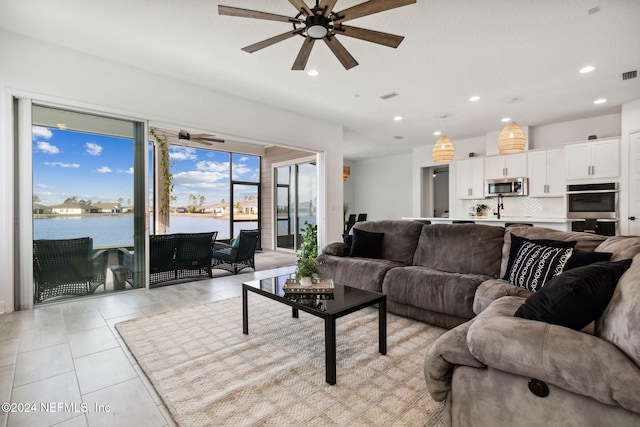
[{"xmin": 218, "ymin": 0, "xmax": 417, "ymax": 70}]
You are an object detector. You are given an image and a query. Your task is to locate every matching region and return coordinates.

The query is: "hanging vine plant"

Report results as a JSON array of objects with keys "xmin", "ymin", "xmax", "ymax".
[{"xmin": 149, "ymin": 127, "xmax": 174, "ymax": 215}]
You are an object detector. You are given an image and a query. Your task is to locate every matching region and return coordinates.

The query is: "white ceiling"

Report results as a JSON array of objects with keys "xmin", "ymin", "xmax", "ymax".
[{"xmin": 1, "ymin": 0, "xmax": 639, "ymax": 160}]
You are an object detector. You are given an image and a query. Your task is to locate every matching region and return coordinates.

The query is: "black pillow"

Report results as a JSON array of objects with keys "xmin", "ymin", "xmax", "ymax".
[
  {"xmin": 504, "ymin": 235, "xmax": 576, "ymax": 280},
  {"xmin": 505, "ymin": 241, "xmax": 573, "ymax": 292},
  {"xmin": 563, "ymin": 249, "xmax": 612, "ymax": 271},
  {"xmin": 350, "ymin": 228, "xmax": 384, "ymax": 259},
  {"xmin": 514, "ymin": 259, "xmax": 632, "ymax": 330},
  {"xmin": 343, "ymin": 234, "xmax": 353, "ymax": 256}
]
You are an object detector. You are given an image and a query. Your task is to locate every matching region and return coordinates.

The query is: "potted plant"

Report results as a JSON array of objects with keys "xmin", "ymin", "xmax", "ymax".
[
  {"xmin": 295, "ymin": 222, "xmax": 322, "ymax": 286},
  {"xmin": 475, "ymin": 203, "xmax": 488, "ymax": 216}
]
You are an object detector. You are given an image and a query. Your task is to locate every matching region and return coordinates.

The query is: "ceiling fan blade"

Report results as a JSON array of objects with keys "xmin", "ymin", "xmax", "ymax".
[
  {"xmin": 292, "ymin": 37, "xmax": 316, "ymax": 70},
  {"xmin": 195, "ymin": 137, "xmax": 225, "ymax": 144},
  {"xmin": 242, "ymin": 30, "xmax": 303, "ymax": 53},
  {"xmin": 218, "ymin": 5, "xmax": 302, "ymax": 23},
  {"xmin": 323, "ymin": 36, "xmax": 358, "ymax": 70},
  {"xmin": 334, "ymin": 0, "xmax": 416, "ymax": 23},
  {"xmin": 337, "ymin": 25, "xmax": 405, "ymax": 48},
  {"xmin": 319, "ymin": 0, "xmax": 338, "ymax": 17},
  {"xmin": 287, "ymin": 0, "xmax": 313, "ymax": 16}
]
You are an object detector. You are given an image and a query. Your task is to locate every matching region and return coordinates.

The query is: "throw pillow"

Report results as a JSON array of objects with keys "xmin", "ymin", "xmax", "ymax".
[
  {"xmin": 232, "ymin": 235, "xmax": 240, "ymax": 248},
  {"xmin": 563, "ymin": 249, "xmax": 612, "ymax": 271},
  {"xmin": 350, "ymin": 228, "xmax": 384, "ymax": 259},
  {"xmin": 503, "ymin": 235, "xmax": 576, "ymax": 280},
  {"xmin": 506, "ymin": 241, "xmax": 573, "ymax": 292},
  {"xmin": 514, "ymin": 259, "xmax": 632, "ymax": 330}
]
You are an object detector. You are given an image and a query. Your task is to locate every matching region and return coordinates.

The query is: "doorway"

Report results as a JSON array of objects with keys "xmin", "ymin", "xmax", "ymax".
[{"xmin": 421, "ymin": 166, "xmax": 449, "ymax": 218}]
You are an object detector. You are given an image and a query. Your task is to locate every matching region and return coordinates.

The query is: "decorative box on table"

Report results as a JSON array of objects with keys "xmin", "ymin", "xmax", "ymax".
[{"xmin": 283, "ymin": 278, "xmax": 334, "ymax": 294}]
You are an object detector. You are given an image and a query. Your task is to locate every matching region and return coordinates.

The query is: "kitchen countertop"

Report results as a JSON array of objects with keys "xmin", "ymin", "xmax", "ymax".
[{"xmin": 403, "ymin": 216, "xmax": 568, "ymax": 224}]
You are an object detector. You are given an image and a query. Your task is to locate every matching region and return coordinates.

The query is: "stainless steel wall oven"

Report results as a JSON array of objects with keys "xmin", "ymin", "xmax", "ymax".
[{"xmin": 566, "ymin": 183, "xmax": 618, "ymax": 236}]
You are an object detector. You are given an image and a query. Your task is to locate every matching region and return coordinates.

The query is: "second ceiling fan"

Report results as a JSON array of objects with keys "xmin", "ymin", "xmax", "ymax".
[{"xmin": 218, "ymin": 0, "xmax": 416, "ymax": 70}]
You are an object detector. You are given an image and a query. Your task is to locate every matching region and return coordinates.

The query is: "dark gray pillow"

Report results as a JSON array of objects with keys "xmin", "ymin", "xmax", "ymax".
[
  {"xmin": 563, "ymin": 249, "xmax": 612, "ymax": 271},
  {"xmin": 514, "ymin": 259, "xmax": 632, "ymax": 330},
  {"xmin": 350, "ymin": 228, "xmax": 384, "ymax": 259}
]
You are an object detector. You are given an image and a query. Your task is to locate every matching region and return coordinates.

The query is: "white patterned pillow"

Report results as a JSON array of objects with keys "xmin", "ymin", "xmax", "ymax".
[{"xmin": 507, "ymin": 242, "xmax": 573, "ymax": 292}]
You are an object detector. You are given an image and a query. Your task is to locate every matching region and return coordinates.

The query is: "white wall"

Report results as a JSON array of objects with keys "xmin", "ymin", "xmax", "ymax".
[
  {"xmin": 530, "ymin": 113, "xmax": 621, "ymax": 148},
  {"xmin": 0, "ymin": 31, "xmax": 345, "ymax": 312}
]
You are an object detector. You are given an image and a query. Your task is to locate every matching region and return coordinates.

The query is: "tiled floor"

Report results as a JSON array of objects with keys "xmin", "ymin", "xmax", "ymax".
[{"xmin": 0, "ymin": 265, "xmax": 296, "ymax": 427}]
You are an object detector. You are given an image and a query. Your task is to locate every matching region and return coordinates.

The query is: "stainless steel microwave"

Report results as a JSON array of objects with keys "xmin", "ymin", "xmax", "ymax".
[{"xmin": 486, "ymin": 177, "xmax": 528, "ymax": 197}]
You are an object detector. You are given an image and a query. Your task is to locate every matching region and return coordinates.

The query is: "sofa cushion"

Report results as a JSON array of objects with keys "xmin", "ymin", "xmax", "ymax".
[
  {"xmin": 413, "ymin": 224, "xmax": 504, "ymax": 277},
  {"xmin": 514, "ymin": 259, "xmax": 632, "ymax": 330},
  {"xmin": 382, "ymin": 266, "xmax": 491, "ymax": 320},
  {"xmin": 352, "ymin": 220, "xmax": 424, "ymax": 265},
  {"xmin": 503, "ymin": 235, "xmax": 576, "ymax": 280},
  {"xmin": 595, "ymin": 235, "xmax": 640, "ymax": 261},
  {"xmin": 316, "ymin": 253, "xmax": 403, "ymax": 293},
  {"xmin": 596, "ymin": 254, "xmax": 640, "ymax": 367},
  {"xmin": 505, "ymin": 241, "xmax": 573, "ymax": 292},
  {"xmin": 350, "ymin": 228, "xmax": 384, "ymax": 258},
  {"xmin": 473, "ymin": 278, "xmax": 533, "ymax": 314},
  {"xmin": 500, "ymin": 225, "xmax": 607, "ymax": 277}
]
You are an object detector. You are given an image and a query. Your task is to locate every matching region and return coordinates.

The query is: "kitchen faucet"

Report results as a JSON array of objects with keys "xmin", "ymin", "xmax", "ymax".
[{"xmin": 494, "ymin": 194, "xmax": 504, "ymax": 219}]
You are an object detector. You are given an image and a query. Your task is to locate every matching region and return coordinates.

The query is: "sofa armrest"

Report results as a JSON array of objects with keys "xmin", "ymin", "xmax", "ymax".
[
  {"xmin": 322, "ymin": 242, "xmax": 346, "ymax": 256},
  {"xmin": 467, "ymin": 297, "xmax": 640, "ymax": 413},
  {"xmin": 424, "ymin": 319, "xmax": 485, "ymax": 401},
  {"xmin": 473, "ymin": 278, "xmax": 532, "ymax": 314}
]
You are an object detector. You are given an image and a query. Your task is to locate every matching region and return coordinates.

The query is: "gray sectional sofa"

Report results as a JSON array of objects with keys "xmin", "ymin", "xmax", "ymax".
[{"xmin": 318, "ymin": 220, "xmax": 640, "ymax": 426}]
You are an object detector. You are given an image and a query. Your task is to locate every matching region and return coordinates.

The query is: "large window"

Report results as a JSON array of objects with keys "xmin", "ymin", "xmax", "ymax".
[
  {"xmin": 168, "ymin": 145, "xmax": 261, "ymax": 241},
  {"xmin": 275, "ymin": 161, "xmax": 317, "ymax": 250}
]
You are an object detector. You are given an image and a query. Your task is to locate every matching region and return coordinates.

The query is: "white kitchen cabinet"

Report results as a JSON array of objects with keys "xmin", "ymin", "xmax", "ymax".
[
  {"xmin": 457, "ymin": 158, "xmax": 484, "ymax": 199},
  {"xmin": 484, "ymin": 153, "xmax": 527, "ymax": 179},
  {"xmin": 566, "ymin": 138, "xmax": 619, "ymax": 180},
  {"xmin": 527, "ymin": 148, "xmax": 565, "ymax": 197}
]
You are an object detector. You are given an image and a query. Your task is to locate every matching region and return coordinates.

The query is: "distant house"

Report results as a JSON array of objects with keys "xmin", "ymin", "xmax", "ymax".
[
  {"xmin": 50, "ymin": 203, "xmax": 91, "ymax": 215},
  {"xmin": 91, "ymin": 203, "xmax": 122, "ymax": 213},
  {"xmin": 32, "ymin": 203, "xmax": 50, "ymax": 215},
  {"xmin": 238, "ymin": 199, "xmax": 258, "ymax": 215},
  {"xmin": 204, "ymin": 203, "xmax": 230, "ymax": 216}
]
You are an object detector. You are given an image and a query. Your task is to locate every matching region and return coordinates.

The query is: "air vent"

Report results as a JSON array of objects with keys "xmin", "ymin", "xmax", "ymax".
[
  {"xmin": 622, "ymin": 70, "xmax": 638, "ymax": 81},
  {"xmin": 379, "ymin": 92, "xmax": 399, "ymax": 100},
  {"xmin": 393, "ymin": 136, "xmax": 404, "ymax": 140}
]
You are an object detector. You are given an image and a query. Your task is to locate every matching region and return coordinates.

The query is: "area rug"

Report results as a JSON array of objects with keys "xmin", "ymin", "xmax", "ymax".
[{"xmin": 116, "ymin": 295, "xmax": 446, "ymax": 427}]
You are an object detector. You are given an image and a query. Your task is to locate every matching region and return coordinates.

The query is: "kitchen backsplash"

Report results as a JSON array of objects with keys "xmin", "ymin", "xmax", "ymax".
[{"xmin": 462, "ymin": 197, "xmax": 566, "ymax": 219}]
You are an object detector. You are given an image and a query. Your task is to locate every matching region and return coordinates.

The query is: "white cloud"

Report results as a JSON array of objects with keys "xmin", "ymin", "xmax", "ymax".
[
  {"xmin": 173, "ymin": 170, "xmax": 229, "ymax": 189},
  {"xmin": 239, "ymin": 156, "xmax": 249, "ymax": 162},
  {"xmin": 97, "ymin": 166, "xmax": 112, "ymax": 173},
  {"xmin": 195, "ymin": 160, "xmax": 230, "ymax": 173},
  {"xmin": 35, "ymin": 183, "xmax": 50, "ymax": 189},
  {"xmin": 44, "ymin": 161, "xmax": 79, "ymax": 168},
  {"xmin": 119, "ymin": 167, "xmax": 134, "ymax": 174},
  {"xmin": 36, "ymin": 141, "xmax": 60, "ymax": 154},
  {"xmin": 170, "ymin": 147, "xmax": 197, "ymax": 161},
  {"xmin": 86, "ymin": 142, "xmax": 103, "ymax": 156},
  {"xmin": 32, "ymin": 126, "xmax": 53, "ymax": 140}
]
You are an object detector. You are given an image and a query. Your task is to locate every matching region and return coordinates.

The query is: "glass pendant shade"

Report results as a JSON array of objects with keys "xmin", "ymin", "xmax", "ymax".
[
  {"xmin": 498, "ymin": 122, "xmax": 526, "ymax": 154},
  {"xmin": 432, "ymin": 136, "xmax": 455, "ymax": 162}
]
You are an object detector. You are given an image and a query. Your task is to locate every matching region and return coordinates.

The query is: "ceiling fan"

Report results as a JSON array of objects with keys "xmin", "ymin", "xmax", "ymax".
[
  {"xmin": 218, "ymin": 0, "xmax": 416, "ymax": 70},
  {"xmin": 178, "ymin": 130, "xmax": 225, "ymax": 145}
]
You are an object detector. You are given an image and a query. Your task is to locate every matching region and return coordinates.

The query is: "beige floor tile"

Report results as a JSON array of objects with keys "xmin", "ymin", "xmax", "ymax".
[
  {"xmin": 68, "ymin": 327, "xmax": 119, "ymax": 358},
  {"xmin": 62, "ymin": 310, "xmax": 108, "ymax": 334},
  {"xmin": 9, "ymin": 371, "xmax": 83, "ymax": 427},
  {"xmin": 74, "ymin": 347, "xmax": 137, "ymax": 394},
  {"xmin": 82, "ymin": 378, "xmax": 166, "ymax": 427},
  {"xmin": 51, "ymin": 414, "xmax": 89, "ymax": 426},
  {"xmin": 0, "ymin": 338, "xmax": 19, "ymax": 367},
  {"xmin": 13, "ymin": 343, "xmax": 74, "ymax": 387},
  {"xmin": 17, "ymin": 326, "xmax": 68, "ymax": 353}
]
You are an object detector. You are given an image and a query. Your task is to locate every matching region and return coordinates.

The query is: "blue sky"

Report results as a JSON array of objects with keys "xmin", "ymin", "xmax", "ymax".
[{"xmin": 32, "ymin": 126, "xmax": 260, "ymax": 207}]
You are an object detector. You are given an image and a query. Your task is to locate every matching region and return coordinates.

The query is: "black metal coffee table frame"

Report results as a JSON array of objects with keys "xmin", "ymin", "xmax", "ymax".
[{"xmin": 242, "ymin": 279, "xmax": 386, "ymax": 385}]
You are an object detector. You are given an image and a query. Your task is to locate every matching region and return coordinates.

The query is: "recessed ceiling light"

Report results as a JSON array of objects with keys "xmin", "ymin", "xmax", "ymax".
[
  {"xmin": 307, "ymin": 69, "xmax": 319, "ymax": 77},
  {"xmin": 579, "ymin": 65, "xmax": 595, "ymax": 74},
  {"xmin": 594, "ymin": 98, "xmax": 607, "ymax": 104},
  {"xmin": 394, "ymin": 116, "xmax": 403, "ymax": 121},
  {"xmin": 469, "ymin": 95, "xmax": 480, "ymax": 102},
  {"xmin": 433, "ymin": 131, "xmax": 441, "ymax": 136},
  {"xmin": 501, "ymin": 117, "xmax": 511, "ymax": 123}
]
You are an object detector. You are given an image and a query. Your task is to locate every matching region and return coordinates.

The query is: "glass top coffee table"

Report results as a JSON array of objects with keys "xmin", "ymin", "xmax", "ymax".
[{"xmin": 242, "ymin": 273, "xmax": 386, "ymax": 385}]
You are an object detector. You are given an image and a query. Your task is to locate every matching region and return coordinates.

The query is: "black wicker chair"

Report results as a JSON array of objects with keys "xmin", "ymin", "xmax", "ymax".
[
  {"xmin": 149, "ymin": 234, "xmax": 179, "ymax": 285},
  {"xmin": 212, "ymin": 229, "xmax": 260, "ymax": 274},
  {"xmin": 33, "ymin": 237, "xmax": 108, "ymax": 303},
  {"xmin": 175, "ymin": 231, "xmax": 217, "ymax": 280},
  {"xmin": 344, "ymin": 214, "xmax": 356, "ymax": 234}
]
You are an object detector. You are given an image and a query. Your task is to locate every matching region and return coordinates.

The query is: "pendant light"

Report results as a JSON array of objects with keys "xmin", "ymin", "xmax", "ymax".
[
  {"xmin": 432, "ymin": 114, "xmax": 455, "ymax": 162},
  {"xmin": 498, "ymin": 98, "xmax": 526, "ymax": 154},
  {"xmin": 498, "ymin": 122, "xmax": 526, "ymax": 154}
]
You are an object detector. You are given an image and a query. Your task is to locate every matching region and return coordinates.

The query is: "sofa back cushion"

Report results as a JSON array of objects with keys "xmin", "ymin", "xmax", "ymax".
[
  {"xmin": 596, "ymin": 254, "xmax": 640, "ymax": 367},
  {"xmin": 595, "ymin": 235, "xmax": 640, "ymax": 261},
  {"xmin": 352, "ymin": 220, "xmax": 424, "ymax": 265},
  {"xmin": 413, "ymin": 224, "xmax": 504, "ymax": 276},
  {"xmin": 500, "ymin": 225, "xmax": 607, "ymax": 277}
]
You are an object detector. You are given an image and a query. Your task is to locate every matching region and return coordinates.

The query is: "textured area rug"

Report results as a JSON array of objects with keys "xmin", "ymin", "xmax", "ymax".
[{"xmin": 116, "ymin": 295, "xmax": 446, "ymax": 427}]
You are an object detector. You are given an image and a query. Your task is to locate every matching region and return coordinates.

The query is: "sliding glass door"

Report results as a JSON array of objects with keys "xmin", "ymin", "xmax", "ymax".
[{"xmin": 275, "ymin": 161, "xmax": 317, "ymax": 250}]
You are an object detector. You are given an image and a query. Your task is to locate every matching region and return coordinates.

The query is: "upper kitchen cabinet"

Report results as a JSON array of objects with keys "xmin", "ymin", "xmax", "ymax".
[
  {"xmin": 457, "ymin": 157, "xmax": 484, "ymax": 199},
  {"xmin": 527, "ymin": 148, "xmax": 565, "ymax": 197},
  {"xmin": 484, "ymin": 153, "xmax": 527, "ymax": 180},
  {"xmin": 565, "ymin": 138, "xmax": 619, "ymax": 180}
]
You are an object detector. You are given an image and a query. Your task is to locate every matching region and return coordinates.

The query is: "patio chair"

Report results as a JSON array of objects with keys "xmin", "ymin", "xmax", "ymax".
[
  {"xmin": 356, "ymin": 213, "xmax": 367, "ymax": 222},
  {"xmin": 212, "ymin": 229, "xmax": 260, "ymax": 274},
  {"xmin": 175, "ymin": 231, "xmax": 217, "ymax": 279},
  {"xmin": 344, "ymin": 214, "xmax": 356, "ymax": 234},
  {"xmin": 33, "ymin": 237, "xmax": 108, "ymax": 303}
]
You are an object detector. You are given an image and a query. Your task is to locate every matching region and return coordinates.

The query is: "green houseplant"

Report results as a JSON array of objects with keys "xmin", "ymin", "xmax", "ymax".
[
  {"xmin": 475, "ymin": 203, "xmax": 488, "ymax": 216},
  {"xmin": 295, "ymin": 222, "xmax": 322, "ymax": 285}
]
